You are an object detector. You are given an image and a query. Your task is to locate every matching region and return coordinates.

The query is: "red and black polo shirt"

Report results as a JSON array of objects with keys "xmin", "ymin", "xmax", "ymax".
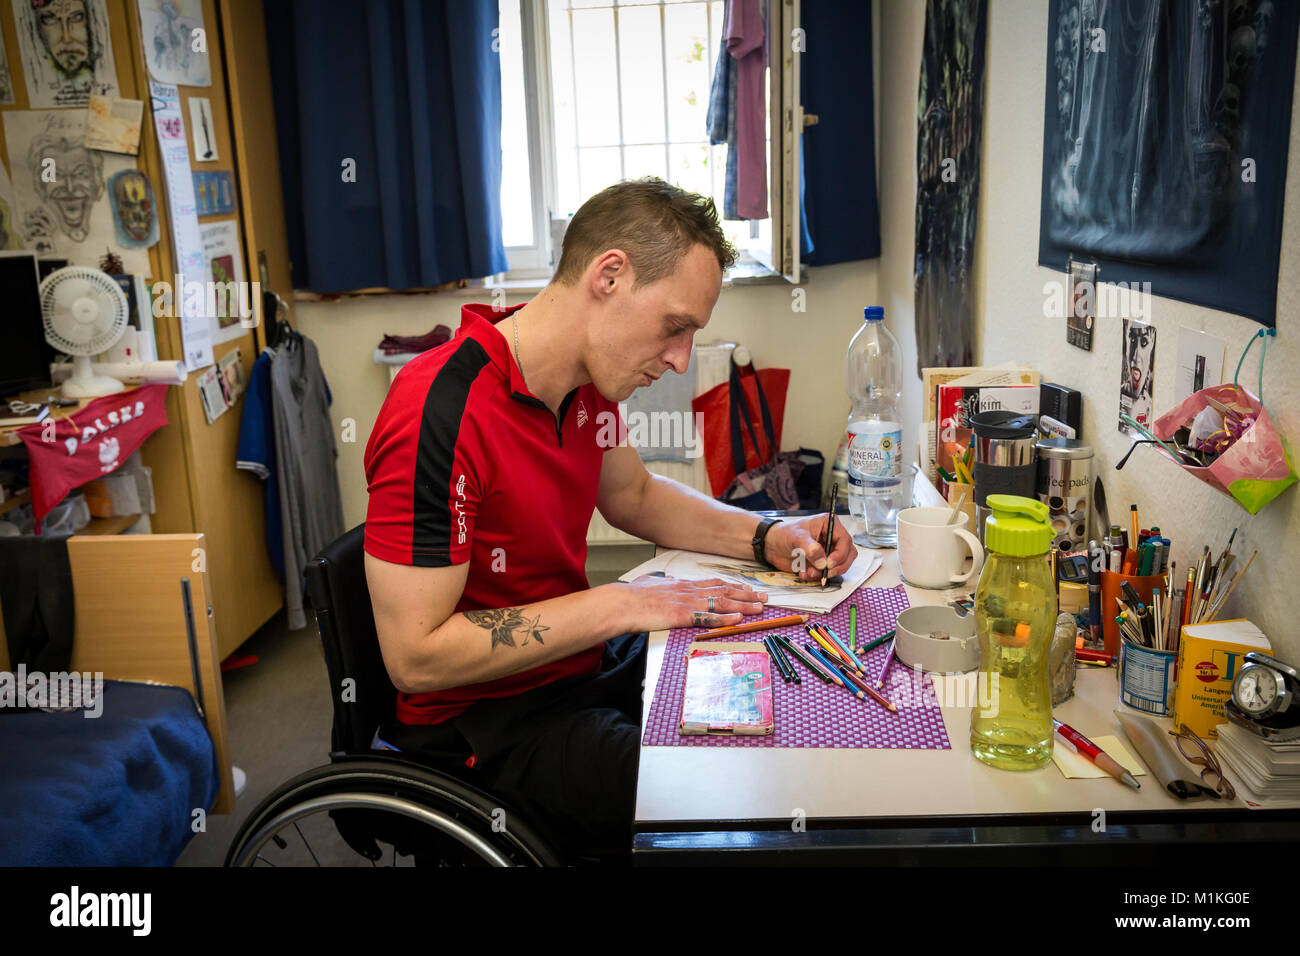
[{"xmin": 364, "ymin": 303, "xmax": 623, "ymax": 725}]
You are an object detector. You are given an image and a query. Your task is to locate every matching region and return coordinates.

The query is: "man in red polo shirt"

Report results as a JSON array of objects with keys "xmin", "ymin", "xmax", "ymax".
[{"xmin": 364, "ymin": 178, "xmax": 856, "ymax": 859}]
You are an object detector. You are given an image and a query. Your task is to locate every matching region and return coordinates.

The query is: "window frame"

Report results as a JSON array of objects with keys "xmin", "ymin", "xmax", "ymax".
[{"xmin": 497, "ymin": 0, "xmax": 802, "ymax": 286}]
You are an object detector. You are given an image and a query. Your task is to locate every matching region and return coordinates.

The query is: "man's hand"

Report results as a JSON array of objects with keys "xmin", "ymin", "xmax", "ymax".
[
  {"xmin": 618, "ymin": 575, "xmax": 767, "ymax": 631},
  {"xmin": 763, "ymin": 516, "xmax": 859, "ymax": 582}
]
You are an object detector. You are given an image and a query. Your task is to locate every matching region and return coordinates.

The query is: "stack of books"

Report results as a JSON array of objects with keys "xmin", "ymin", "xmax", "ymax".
[{"xmin": 1215, "ymin": 721, "xmax": 1300, "ymax": 809}]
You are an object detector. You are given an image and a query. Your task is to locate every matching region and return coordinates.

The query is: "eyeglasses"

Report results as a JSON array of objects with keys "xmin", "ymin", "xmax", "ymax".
[{"xmin": 1168, "ymin": 723, "xmax": 1236, "ymax": 800}]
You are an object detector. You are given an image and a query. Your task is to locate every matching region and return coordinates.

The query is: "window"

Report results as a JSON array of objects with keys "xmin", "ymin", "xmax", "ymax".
[{"xmin": 497, "ymin": 0, "xmax": 804, "ymax": 283}]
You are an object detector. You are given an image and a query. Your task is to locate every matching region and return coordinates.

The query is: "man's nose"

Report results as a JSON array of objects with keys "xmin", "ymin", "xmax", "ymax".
[{"xmin": 662, "ymin": 341, "xmax": 691, "ymax": 375}]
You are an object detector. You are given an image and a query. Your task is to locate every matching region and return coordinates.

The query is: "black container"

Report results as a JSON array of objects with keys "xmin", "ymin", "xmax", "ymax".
[{"xmin": 971, "ymin": 411, "xmax": 1038, "ymax": 540}]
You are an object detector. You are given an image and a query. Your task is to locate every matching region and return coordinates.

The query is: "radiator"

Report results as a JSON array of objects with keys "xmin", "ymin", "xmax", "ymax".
[{"xmin": 587, "ymin": 342, "xmax": 739, "ymax": 546}]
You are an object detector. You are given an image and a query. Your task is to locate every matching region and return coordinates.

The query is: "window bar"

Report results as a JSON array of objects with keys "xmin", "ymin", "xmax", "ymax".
[
  {"xmin": 660, "ymin": 1, "xmax": 671, "ymax": 182},
  {"xmin": 613, "ymin": 2, "xmax": 626, "ymax": 181},
  {"xmin": 567, "ymin": 1, "xmax": 582, "ymax": 202}
]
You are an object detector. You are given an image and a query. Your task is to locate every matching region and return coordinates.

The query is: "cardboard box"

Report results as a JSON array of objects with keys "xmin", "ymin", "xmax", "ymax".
[{"xmin": 1172, "ymin": 619, "xmax": 1271, "ymax": 739}]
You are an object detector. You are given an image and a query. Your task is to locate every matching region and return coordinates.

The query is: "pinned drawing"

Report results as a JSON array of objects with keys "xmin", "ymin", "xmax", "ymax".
[
  {"xmin": 0, "ymin": 162, "xmax": 24, "ymax": 249},
  {"xmin": 137, "ymin": 0, "xmax": 210, "ymax": 87},
  {"xmin": 11, "ymin": 0, "xmax": 119, "ymax": 107},
  {"xmin": 1, "ymin": 109, "xmax": 150, "ymax": 275},
  {"xmin": 108, "ymin": 169, "xmax": 159, "ymax": 248},
  {"xmin": 0, "ymin": 18, "xmax": 16, "ymax": 104}
]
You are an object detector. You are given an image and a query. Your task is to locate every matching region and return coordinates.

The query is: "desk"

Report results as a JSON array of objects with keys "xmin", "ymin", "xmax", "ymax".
[{"xmin": 633, "ymin": 547, "xmax": 1300, "ymax": 864}]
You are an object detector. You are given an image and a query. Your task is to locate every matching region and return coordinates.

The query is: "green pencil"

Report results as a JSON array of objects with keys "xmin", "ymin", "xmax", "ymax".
[
  {"xmin": 858, "ymin": 629, "xmax": 895, "ymax": 654},
  {"xmin": 850, "ymin": 605, "xmax": 858, "ymax": 652}
]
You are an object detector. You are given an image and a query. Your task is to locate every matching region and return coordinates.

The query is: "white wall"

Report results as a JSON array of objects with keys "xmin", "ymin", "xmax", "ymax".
[
  {"xmin": 875, "ymin": 0, "xmax": 1300, "ymax": 654},
  {"xmin": 297, "ymin": 258, "xmax": 880, "ymax": 530}
]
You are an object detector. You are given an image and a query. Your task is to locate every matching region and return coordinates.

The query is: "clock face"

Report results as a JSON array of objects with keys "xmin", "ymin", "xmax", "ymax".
[{"xmin": 1235, "ymin": 667, "xmax": 1277, "ymax": 716}]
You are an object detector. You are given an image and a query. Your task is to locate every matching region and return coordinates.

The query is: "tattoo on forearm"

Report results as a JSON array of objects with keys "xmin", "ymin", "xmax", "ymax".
[{"xmin": 465, "ymin": 607, "xmax": 550, "ymax": 650}]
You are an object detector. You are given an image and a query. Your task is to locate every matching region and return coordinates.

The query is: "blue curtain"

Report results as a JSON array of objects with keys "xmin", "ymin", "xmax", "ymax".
[
  {"xmin": 801, "ymin": 0, "xmax": 880, "ymax": 265},
  {"xmin": 265, "ymin": 0, "xmax": 509, "ymax": 293}
]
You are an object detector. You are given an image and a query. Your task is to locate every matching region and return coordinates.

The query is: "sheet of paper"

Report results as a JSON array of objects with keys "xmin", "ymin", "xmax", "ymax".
[
  {"xmin": 1051, "ymin": 734, "xmax": 1146, "ymax": 780},
  {"xmin": 619, "ymin": 546, "xmax": 884, "ymax": 615},
  {"xmin": 85, "ymin": 95, "xmax": 144, "ymax": 154},
  {"xmin": 1118, "ymin": 318, "xmax": 1156, "ymax": 436},
  {"xmin": 188, "ymin": 96, "xmax": 219, "ymax": 161},
  {"xmin": 200, "ymin": 219, "xmax": 249, "ymax": 345},
  {"xmin": 0, "ymin": 159, "xmax": 23, "ymax": 249},
  {"xmin": 1174, "ymin": 327, "xmax": 1225, "ymax": 405},
  {"xmin": 1, "ymin": 109, "xmax": 150, "ymax": 274},
  {"xmin": 0, "ymin": 17, "xmax": 15, "ymax": 105},
  {"xmin": 150, "ymin": 80, "xmax": 212, "ymax": 370},
  {"xmin": 138, "ymin": 0, "xmax": 210, "ymax": 86},
  {"xmin": 12, "ymin": 0, "xmax": 120, "ymax": 107}
]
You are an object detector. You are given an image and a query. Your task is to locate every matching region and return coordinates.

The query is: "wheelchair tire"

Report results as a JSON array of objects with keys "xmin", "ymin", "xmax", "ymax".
[{"xmin": 224, "ymin": 755, "xmax": 564, "ymax": 867}]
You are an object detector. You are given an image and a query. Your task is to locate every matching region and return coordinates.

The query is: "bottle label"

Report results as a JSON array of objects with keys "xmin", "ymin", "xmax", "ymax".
[{"xmin": 848, "ymin": 428, "xmax": 902, "ymax": 481}]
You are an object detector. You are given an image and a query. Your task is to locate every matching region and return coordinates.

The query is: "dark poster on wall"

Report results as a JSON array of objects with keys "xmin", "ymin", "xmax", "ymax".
[
  {"xmin": 1039, "ymin": 0, "xmax": 1297, "ymax": 329},
  {"xmin": 914, "ymin": 0, "xmax": 987, "ymax": 376}
]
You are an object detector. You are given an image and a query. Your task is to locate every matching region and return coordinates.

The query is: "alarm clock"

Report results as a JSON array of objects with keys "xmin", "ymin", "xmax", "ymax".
[{"xmin": 1225, "ymin": 652, "xmax": 1300, "ymax": 741}]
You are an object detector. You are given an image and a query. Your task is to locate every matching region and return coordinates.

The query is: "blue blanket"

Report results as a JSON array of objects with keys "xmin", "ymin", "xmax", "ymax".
[{"xmin": 0, "ymin": 679, "xmax": 218, "ymax": 866}]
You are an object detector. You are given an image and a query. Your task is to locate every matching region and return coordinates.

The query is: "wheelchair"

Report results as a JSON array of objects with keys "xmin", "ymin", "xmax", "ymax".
[{"xmin": 224, "ymin": 526, "xmax": 566, "ymax": 867}]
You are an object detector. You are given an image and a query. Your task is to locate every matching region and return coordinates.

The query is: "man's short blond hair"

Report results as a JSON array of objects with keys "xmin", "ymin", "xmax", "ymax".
[{"xmin": 553, "ymin": 177, "xmax": 737, "ymax": 289}]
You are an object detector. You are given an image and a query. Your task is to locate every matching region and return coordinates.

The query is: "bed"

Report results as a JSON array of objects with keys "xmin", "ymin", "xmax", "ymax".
[{"xmin": 0, "ymin": 534, "xmax": 234, "ymax": 866}]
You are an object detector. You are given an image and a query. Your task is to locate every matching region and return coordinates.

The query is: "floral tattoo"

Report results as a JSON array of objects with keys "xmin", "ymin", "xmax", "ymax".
[{"xmin": 465, "ymin": 607, "xmax": 550, "ymax": 650}]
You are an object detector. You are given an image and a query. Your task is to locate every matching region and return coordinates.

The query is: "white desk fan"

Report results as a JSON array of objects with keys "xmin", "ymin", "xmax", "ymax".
[{"xmin": 40, "ymin": 266, "xmax": 130, "ymax": 398}]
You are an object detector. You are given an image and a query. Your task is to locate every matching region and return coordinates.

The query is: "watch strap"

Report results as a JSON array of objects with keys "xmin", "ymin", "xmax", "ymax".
[{"xmin": 752, "ymin": 518, "xmax": 780, "ymax": 568}]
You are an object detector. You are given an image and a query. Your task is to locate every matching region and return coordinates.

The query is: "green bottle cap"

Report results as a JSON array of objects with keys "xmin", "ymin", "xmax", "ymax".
[{"xmin": 984, "ymin": 494, "xmax": 1053, "ymax": 556}]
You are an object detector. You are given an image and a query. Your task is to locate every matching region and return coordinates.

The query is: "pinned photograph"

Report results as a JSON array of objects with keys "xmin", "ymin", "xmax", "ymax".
[
  {"xmin": 107, "ymin": 169, "xmax": 159, "ymax": 249},
  {"xmin": 2, "ymin": 109, "xmax": 150, "ymax": 275},
  {"xmin": 189, "ymin": 96, "xmax": 218, "ymax": 162},
  {"xmin": 137, "ymin": 0, "xmax": 210, "ymax": 87},
  {"xmin": 11, "ymin": 0, "xmax": 120, "ymax": 107},
  {"xmin": 200, "ymin": 218, "xmax": 249, "ymax": 345},
  {"xmin": 85, "ymin": 94, "xmax": 144, "ymax": 155},
  {"xmin": 1118, "ymin": 318, "xmax": 1156, "ymax": 437}
]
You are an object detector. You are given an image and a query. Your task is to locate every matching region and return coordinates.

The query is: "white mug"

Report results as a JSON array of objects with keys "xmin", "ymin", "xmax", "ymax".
[{"xmin": 897, "ymin": 506, "xmax": 984, "ymax": 590}]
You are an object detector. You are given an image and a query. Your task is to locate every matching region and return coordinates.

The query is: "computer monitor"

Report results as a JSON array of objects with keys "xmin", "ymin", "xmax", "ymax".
[{"xmin": 0, "ymin": 251, "xmax": 52, "ymax": 398}]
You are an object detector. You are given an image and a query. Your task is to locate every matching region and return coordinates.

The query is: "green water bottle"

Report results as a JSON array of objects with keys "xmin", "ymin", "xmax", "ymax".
[{"xmin": 970, "ymin": 494, "xmax": 1057, "ymax": 771}]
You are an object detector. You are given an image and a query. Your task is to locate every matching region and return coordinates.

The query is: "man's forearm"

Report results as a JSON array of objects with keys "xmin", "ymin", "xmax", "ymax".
[
  {"xmin": 394, "ymin": 583, "xmax": 633, "ymax": 694},
  {"xmin": 616, "ymin": 473, "xmax": 763, "ymax": 562}
]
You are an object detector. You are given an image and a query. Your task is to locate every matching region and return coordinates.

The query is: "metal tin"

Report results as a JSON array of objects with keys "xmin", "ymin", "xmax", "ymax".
[{"xmin": 1035, "ymin": 438, "xmax": 1093, "ymax": 553}]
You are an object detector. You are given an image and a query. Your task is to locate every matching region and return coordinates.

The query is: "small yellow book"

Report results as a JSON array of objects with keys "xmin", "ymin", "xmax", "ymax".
[{"xmin": 1173, "ymin": 619, "xmax": 1271, "ymax": 739}]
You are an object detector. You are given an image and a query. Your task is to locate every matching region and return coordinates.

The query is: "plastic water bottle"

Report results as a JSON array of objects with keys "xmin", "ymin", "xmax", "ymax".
[{"xmin": 846, "ymin": 306, "xmax": 905, "ymax": 547}]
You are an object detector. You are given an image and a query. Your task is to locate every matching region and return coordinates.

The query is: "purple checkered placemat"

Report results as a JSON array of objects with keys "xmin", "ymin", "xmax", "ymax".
[{"xmin": 641, "ymin": 586, "xmax": 952, "ymax": 750}]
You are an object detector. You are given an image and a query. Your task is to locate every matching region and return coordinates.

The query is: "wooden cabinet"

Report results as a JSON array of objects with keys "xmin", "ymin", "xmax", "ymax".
[{"xmin": 0, "ymin": 0, "xmax": 295, "ymax": 658}]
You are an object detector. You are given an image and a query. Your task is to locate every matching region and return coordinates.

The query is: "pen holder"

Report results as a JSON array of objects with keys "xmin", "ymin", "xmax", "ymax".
[
  {"xmin": 1118, "ymin": 641, "xmax": 1178, "ymax": 716},
  {"xmin": 1100, "ymin": 570, "xmax": 1165, "ymax": 657},
  {"xmin": 943, "ymin": 480, "xmax": 977, "ymax": 532}
]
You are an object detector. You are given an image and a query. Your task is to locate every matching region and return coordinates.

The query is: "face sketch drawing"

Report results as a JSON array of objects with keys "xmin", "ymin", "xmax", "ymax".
[
  {"xmin": 1124, "ymin": 321, "xmax": 1155, "ymax": 401},
  {"xmin": 31, "ymin": 0, "xmax": 95, "ymax": 80},
  {"xmin": 27, "ymin": 131, "xmax": 105, "ymax": 242}
]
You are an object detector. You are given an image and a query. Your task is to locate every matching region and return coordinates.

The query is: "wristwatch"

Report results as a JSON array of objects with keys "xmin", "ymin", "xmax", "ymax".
[
  {"xmin": 1226, "ymin": 652, "xmax": 1300, "ymax": 741},
  {"xmin": 752, "ymin": 517, "xmax": 781, "ymax": 568}
]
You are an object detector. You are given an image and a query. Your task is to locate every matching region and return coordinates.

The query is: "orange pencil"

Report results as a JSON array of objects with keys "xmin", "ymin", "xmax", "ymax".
[
  {"xmin": 697, "ymin": 614, "xmax": 809, "ymax": 639},
  {"xmin": 807, "ymin": 624, "xmax": 864, "ymax": 675}
]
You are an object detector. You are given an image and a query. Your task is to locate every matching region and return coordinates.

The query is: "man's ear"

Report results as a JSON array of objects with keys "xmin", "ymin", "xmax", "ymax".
[{"xmin": 589, "ymin": 249, "xmax": 630, "ymax": 299}]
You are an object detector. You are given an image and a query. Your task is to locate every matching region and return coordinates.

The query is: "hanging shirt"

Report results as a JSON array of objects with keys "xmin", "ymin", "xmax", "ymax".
[
  {"xmin": 270, "ymin": 334, "xmax": 345, "ymax": 630},
  {"xmin": 726, "ymin": 0, "xmax": 768, "ymax": 220},
  {"xmin": 235, "ymin": 348, "xmax": 284, "ymax": 583},
  {"xmin": 363, "ymin": 303, "xmax": 623, "ymax": 725}
]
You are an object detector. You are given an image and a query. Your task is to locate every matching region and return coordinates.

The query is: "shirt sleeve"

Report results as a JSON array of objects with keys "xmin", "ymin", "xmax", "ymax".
[
  {"xmin": 725, "ymin": 0, "xmax": 765, "ymax": 61},
  {"xmin": 364, "ymin": 369, "xmax": 486, "ymax": 568}
]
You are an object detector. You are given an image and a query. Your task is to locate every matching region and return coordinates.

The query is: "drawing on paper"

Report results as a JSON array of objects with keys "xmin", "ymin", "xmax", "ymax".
[{"xmin": 11, "ymin": 0, "xmax": 119, "ymax": 107}]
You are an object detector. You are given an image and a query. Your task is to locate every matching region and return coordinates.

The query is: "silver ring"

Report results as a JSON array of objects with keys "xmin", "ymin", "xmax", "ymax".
[{"xmin": 708, "ymin": 596, "xmax": 716, "ymax": 613}]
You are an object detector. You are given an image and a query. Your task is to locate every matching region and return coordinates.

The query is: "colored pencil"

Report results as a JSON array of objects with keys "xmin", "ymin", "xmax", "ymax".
[
  {"xmin": 850, "ymin": 604, "xmax": 858, "ymax": 652},
  {"xmin": 858, "ymin": 629, "xmax": 895, "ymax": 655},
  {"xmin": 835, "ymin": 661, "xmax": 898, "ymax": 712},
  {"xmin": 876, "ymin": 633, "xmax": 898, "ymax": 689},
  {"xmin": 814, "ymin": 622, "xmax": 868, "ymax": 674},
  {"xmin": 697, "ymin": 614, "xmax": 809, "ymax": 639},
  {"xmin": 773, "ymin": 634, "xmax": 832, "ymax": 684}
]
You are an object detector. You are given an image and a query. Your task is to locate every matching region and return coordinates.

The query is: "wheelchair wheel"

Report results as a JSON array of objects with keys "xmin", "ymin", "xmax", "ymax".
[{"xmin": 224, "ymin": 756, "xmax": 564, "ymax": 867}]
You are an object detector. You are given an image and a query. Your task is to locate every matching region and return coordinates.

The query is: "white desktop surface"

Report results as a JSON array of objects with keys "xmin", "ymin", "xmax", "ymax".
[{"xmin": 635, "ymin": 545, "xmax": 1256, "ymax": 826}]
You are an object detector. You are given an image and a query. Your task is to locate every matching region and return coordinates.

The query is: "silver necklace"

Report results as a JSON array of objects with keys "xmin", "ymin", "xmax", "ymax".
[{"xmin": 512, "ymin": 313, "xmax": 526, "ymax": 387}]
